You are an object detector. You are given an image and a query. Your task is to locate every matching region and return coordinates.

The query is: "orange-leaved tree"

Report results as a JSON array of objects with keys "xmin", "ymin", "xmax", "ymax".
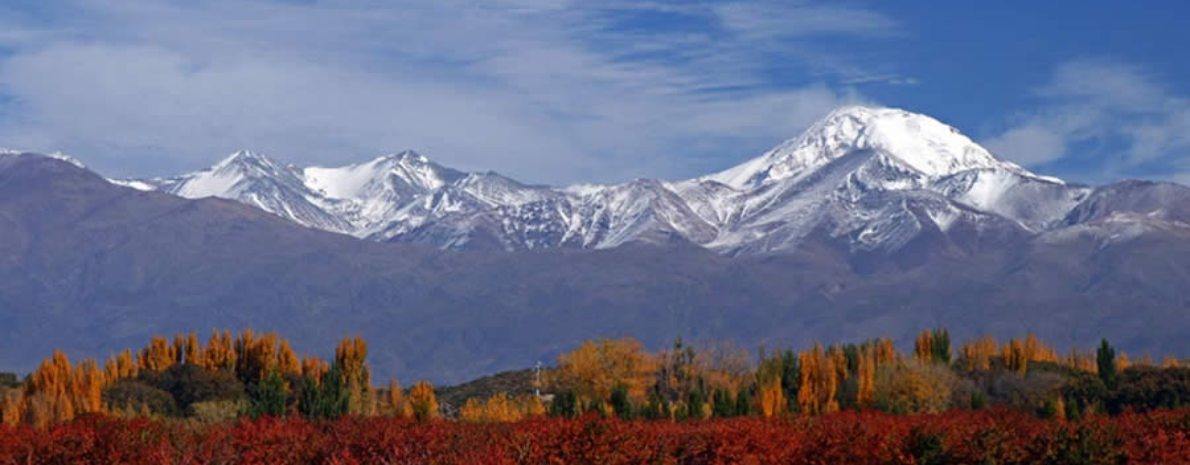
[{"xmin": 550, "ymin": 337, "xmax": 657, "ymax": 406}]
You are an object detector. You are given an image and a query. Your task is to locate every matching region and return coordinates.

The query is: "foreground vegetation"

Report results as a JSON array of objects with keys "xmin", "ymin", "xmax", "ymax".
[{"xmin": 2, "ymin": 409, "xmax": 1189, "ymax": 464}]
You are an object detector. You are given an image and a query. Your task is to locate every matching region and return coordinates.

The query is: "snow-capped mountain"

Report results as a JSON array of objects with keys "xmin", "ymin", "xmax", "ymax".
[{"xmin": 110, "ymin": 106, "xmax": 1182, "ymax": 255}]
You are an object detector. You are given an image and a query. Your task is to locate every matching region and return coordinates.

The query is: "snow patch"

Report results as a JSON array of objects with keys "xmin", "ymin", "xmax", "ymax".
[{"xmin": 108, "ymin": 179, "xmax": 157, "ymax": 191}]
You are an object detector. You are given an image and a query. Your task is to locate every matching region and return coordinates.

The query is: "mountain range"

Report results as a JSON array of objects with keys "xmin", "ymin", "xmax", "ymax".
[
  {"xmin": 110, "ymin": 106, "xmax": 1179, "ymax": 259},
  {"xmin": 3, "ymin": 106, "xmax": 1189, "ymax": 383}
]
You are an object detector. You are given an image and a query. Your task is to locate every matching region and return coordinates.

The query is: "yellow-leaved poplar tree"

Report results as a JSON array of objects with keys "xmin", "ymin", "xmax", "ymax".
[
  {"xmin": 797, "ymin": 343, "xmax": 838, "ymax": 415},
  {"xmin": 408, "ymin": 381, "xmax": 438, "ymax": 420},
  {"xmin": 756, "ymin": 377, "xmax": 785, "ymax": 418}
]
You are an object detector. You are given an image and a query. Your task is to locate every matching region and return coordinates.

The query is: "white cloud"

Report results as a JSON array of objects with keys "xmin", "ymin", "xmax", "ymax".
[
  {"xmin": 0, "ymin": 0, "xmax": 898, "ymax": 184},
  {"xmin": 982, "ymin": 60, "xmax": 1190, "ymax": 183},
  {"xmin": 983, "ymin": 125, "xmax": 1067, "ymax": 166}
]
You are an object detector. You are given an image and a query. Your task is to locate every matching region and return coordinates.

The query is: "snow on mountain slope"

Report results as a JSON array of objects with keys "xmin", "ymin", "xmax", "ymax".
[
  {"xmin": 145, "ymin": 150, "xmax": 355, "ymax": 233},
  {"xmin": 687, "ymin": 106, "xmax": 1091, "ymax": 254},
  {"xmin": 304, "ymin": 151, "xmax": 462, "ymax": 201},
  {"xmin": 301, "ymin": 151, "xmax": 469, "ymax": 236},
  {"xmin": 930, "ymin": 169, "xmax": 1090, "ymax": 231},
  {"xmin": 559, "ymin": 179, "xmax": 717, "ymax": 249},
  {"xmin": 107, "ymin": 105, "xmax": 1182, "ymax": 256},
  {"xmin": 705, "ymin": 106, "xmax": 1033, "ymax": 190}
]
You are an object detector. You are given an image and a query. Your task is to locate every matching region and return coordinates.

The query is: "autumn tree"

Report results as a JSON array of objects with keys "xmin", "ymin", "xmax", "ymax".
[
  {"xmin": 959, "ymin": 335, "xmax": 998, "ymax": 372},
  {"xmin": 1064, "ymin": 347, "xmax": 1096, "ymax": 373},
  {"xmin": 551, "ymin": 338, "xmax": 657, "ymax": 405},
  {"xmin": 756, "ymin": 347, "xmax": 799, "ymax": 414},
  {"xmin": 103, "ymin": 350, "xmax": 138, "ymax": 382},
  {"xmin": 27, "ymin": 351, "xmax": 77, "ymax": 424},
  {"xmin": 828, "ymin": 345, "xmax": 849, "ymax": 385},
  {"xmin": 797, "ymin": 343, "xmax": 838, "ymax": 415},
  {"xmin": 914, "ymin": 330, "xmax": 934, "ymax": 363},
  {"xmin": 873, "ymin": 338, "xmax": 898, "ymax": 366},
  {"xmin": 1003, "ymin": 339, "xmax": 1028, "ymax": 376},
  {"xmin": 1118, "ymin": 352, "xmax": 1131, "ymax": 371},
  {"xmin": 874, "ymin": 361, "xmax": 957, "ymax": 414},
  {"xmin": 1024, "ymin": 334, "xmax": 1058, "ymax": 363},
  {"xmin": 334, "ymin": 336, "xmax": 372, "ymax": 414},
  {"xmin": 235, "ymin": 330, "xmax": 280, "ymax": 385},
  {"xmin": 518, "ymin": 394, "xmax": 546, "ymax": 417},
  {"xmin": 72, "ymin": 359, "xmax": 104, "ymax": 415},
  {"xmin": 302, "ymin": 356, "xmax": 329, "ymax": 385},
  {"xmin": 172, "ymin": 335, "xmax": 186, "ymax": 365},
  {"xmin": 203, "ymin": 330, "xmax": 237, "ymax": 371},
  {"xmin": 755, "ymin": 377, "xmax": 785, "ymax": 418},
  {"xmin": 138, "ymin": 336, "xmax": 176, "ymax": 372},
  {"xmin": 459, "ymin": 393, "xmax": 542, "ymax": 422},
  {"xmin": 408, "ymin": 381, "xmax": 438, "ymax": 420},
  {"xmin": 914, "ymin": 328, "xmax": 951, "ymax": 364},
  {"xmin": 277, "ymin": 340, "xmax": 301, "ymax": 377},
  {"xmin": 856, "ymin": 346, "xmax": 876, "ymax": 409},
  {"xmin": 459, "ymin": 398, "xmax": 485, "ymax": 422},
  {"xmin": 184, "ymin": 332, "xmax": 203, "ymax": 367},
  {"xmin": 0, "ymin": 388, "xmax": 21, "ymax": 426}
]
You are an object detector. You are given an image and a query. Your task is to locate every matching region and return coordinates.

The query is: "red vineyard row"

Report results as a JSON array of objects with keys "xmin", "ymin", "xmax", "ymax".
[{"xmin": 2, "ymin": 408, "xmax": 1189, "ymax": 464}]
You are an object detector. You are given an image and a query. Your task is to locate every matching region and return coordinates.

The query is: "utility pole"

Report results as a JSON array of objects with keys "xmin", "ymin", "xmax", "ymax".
[{"xmin": 535, "ymin": 361, "xmax": 542, "ymax": 397}]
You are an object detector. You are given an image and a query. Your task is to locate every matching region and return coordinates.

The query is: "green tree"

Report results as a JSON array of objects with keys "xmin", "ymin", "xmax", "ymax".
[
  {"xmin": 249, "ymin": 369, "xmax": 288, "ymax": 418},
  {"xmin": 734, "ymin": 386, "xmax": 754, "ymax": 416},
  {"xmin": 931, "ymin": 329, "xmax": 952, "ymax": 365},
  {"xmin": 299, "ymin": 367, "xmax": 350, "ymax": 419},
  {"xmin": 780, "ymin": 350, "xmax": 800, "ymax": 412},
  {"xmin": 640, "ymin": 392, "xmax": 669, "ymax": 420},
  {"xmin": 682, "ymin": 389, "xmax": 706, "ymax": 420},
  {"xmin": 1097, "ymin": 339, "xmax": 1117, "ymax": 390},
  {"xmin": 609, "ymin": 383, "xmax": 635, "ymax": 420},
  {"xmin": 711, "ymin": 387, "xmax": 735, "ymax": 418},
  {"xmin": 139, "ymin": 363, "xmax": 245, "ymax": 412},
  {"xmin": 547, "ymin": 390, "xmax": 578, "ymax": 418}
]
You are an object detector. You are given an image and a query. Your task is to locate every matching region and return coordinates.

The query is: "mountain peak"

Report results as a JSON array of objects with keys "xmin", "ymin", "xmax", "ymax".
[
  {"xmin": 213, "ymin": 149, "xmax": 279, "ymax": 170},
  {"xmin": 383, "ymin": 149, "xmax": 429, "ymax": 164},
  {"xmin": 706, "ymin": 106, "xmax": 1027, "ymax": 190}
]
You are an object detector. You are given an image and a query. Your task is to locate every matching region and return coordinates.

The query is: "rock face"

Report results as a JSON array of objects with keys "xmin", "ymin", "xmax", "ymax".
[{"xmin": 2, "ymin": 106, "xmax": 1190, "ymax": 384}]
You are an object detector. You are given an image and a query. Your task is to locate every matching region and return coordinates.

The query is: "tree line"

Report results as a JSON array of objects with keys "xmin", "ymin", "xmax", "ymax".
[
  {"xmin": 541, "ymin": 330, "xmax": 1190, "ymax": 421},
  {"xmin": 0, "ymin": 329, "xmax": 438, "ymax": 427},
  {"xmin": 2, "ymin": 328, "xmax": 1188, "ymax": 427}
]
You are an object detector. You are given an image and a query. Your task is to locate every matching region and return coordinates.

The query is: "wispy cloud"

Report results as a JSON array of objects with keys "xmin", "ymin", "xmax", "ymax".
[
  {"xmin": 983, "ymin": 59, "xmax": 1190, "ymax": 183},
  {"xmin": 0, "ymin": 0, "xmax": 902, "ymax": 183},
  {"xmin": 714, "ymin": 1, "xmax": 901, "ymax": 39}
]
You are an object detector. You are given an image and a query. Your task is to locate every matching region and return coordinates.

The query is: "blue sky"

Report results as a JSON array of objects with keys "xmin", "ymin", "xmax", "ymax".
[{"xmin": 0, "ymin": 1, "xmax": 1187, "ymax": 185}]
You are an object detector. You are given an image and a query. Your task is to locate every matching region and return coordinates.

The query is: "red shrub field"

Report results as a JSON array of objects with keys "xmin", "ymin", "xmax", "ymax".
[{"xmin": 2, "ymin": 408, "xmax": 1189, "ymax": 464}]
